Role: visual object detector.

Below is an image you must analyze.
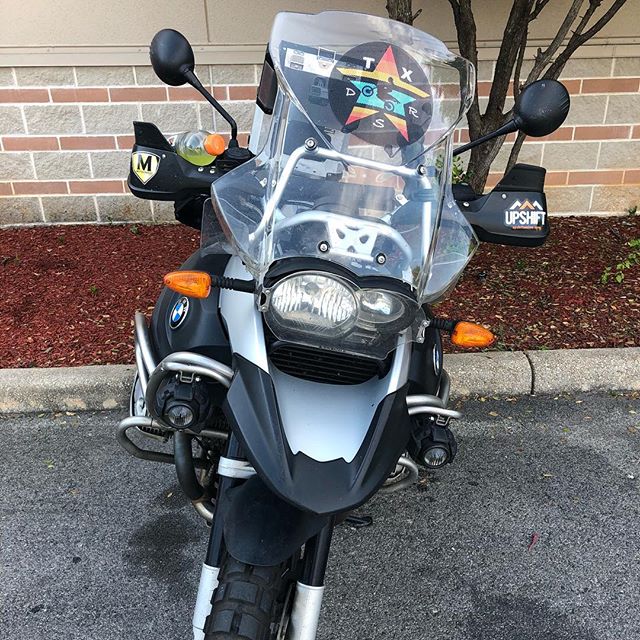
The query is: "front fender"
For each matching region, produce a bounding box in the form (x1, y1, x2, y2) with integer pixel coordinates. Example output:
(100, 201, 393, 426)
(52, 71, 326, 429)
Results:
(223, 475, 329, 566)
(222, 355, 412, 516)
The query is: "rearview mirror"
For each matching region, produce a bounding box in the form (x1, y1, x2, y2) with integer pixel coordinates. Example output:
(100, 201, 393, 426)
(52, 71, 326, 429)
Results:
(453, 79, 571, 157)
(150, 29, 194, 86)
(513, 79, 570, 137)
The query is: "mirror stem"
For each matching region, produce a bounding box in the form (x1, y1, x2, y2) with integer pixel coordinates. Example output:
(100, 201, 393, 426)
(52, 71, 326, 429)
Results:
(183, 68, 239, 146)
(453, 119, 518, 156)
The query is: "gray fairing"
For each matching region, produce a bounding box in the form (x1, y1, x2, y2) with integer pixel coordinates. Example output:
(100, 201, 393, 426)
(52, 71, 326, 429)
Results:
(219, 256, 414, 515)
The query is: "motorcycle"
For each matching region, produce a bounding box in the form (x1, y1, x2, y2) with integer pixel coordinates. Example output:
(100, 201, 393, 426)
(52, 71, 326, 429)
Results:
(117, 11, 569, 640)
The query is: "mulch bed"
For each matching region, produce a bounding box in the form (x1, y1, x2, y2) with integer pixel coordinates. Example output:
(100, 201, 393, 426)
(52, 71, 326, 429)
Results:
(1, 215, 639, 368)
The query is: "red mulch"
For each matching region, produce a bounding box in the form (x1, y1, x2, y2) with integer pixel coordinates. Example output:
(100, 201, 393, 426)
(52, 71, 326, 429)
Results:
(1, 216, 638, 368)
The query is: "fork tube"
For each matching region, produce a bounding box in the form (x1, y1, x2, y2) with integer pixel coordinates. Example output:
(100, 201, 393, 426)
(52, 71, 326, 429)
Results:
(205, 432, 243, 567)
(303, 517, 335, 586)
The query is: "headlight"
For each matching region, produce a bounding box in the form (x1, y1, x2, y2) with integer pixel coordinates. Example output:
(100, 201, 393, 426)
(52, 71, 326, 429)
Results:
(357, 290, 409, 325)
(263, 271, 425, 358)
(268, 272, 357, 336)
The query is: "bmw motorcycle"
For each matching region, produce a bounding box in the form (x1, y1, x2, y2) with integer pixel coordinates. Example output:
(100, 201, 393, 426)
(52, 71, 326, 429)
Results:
(117, 11, 569, 640)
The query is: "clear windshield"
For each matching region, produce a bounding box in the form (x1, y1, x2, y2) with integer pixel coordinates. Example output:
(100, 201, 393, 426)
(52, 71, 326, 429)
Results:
(207, 11, 478, 303)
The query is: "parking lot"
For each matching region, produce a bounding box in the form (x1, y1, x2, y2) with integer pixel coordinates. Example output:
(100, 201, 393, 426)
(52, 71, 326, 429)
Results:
(1, 391, 639, 640)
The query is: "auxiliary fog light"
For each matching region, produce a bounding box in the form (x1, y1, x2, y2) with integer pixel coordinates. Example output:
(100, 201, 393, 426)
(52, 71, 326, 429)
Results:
(410, 424, 457, 470)
(422, 446, 450, 469)
(165, 403, 195, 429)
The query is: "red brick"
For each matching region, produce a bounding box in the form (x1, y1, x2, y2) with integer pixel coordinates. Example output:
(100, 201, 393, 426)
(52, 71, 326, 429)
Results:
(117, 135, 135, 150)
(168, 86, 203, 101)
(632, 125, 640, 139)
(581, 77, 640, 93)
(477, 79, 581, 98)
(109, 87, 167, 102)
(168, 85, 227, 101)
(624, 169, 640, 184)
(51, 88, 109, 102)
(545, 171, 568, 186)
(485, 174, 501, 188)
(574, 125, 631, 140)
(60, 135, 117, 150)
(212, 86, 228, 101)
(560, 79, 581, 94)
(69, 180, 125, 194)
(12, 181, 68, 195)
(2, 136, 59, 151)
(0, 183, 13, 196)
(567, 170, 624, 185)
(536, 127, 573, 142)
(0, 88, 50, 103)
(228, 85, 257, 101)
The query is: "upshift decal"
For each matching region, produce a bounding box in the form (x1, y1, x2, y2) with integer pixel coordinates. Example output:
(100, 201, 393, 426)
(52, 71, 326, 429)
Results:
(504, 199, 547, 230)
(329, 42, 432, 147)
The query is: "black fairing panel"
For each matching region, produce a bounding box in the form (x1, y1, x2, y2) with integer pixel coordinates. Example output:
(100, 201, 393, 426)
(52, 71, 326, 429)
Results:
(150, 250, 232, 365)
(408, 322, 442, 396)
(128, 122, 218, 201)
(456, 164, 549, 247)
(223, 355, 412, 515)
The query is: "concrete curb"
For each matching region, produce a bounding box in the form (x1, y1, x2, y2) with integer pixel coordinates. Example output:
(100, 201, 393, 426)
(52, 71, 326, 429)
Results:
(0, 348, 638, 414)
(0, 364, 135, 414)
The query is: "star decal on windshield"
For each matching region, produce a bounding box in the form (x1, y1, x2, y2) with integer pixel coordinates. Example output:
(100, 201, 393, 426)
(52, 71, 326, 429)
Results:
(337, 45, 429, 141)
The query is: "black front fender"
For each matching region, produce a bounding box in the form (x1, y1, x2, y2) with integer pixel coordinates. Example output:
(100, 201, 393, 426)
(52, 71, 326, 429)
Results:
(223, 475, 329, 566)
(222, 355, 412, 516)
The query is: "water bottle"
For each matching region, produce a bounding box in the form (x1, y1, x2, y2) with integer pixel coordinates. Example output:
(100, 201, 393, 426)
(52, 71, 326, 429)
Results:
(172, 130, 226, 167)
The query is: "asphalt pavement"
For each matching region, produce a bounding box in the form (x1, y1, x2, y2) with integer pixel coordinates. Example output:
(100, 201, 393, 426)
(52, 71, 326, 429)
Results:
(1, 392, 639, 640)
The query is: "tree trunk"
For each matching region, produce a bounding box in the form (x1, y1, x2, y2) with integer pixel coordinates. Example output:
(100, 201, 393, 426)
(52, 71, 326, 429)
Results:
(386, 0, 416, 24)
(467, 138, 504, 194)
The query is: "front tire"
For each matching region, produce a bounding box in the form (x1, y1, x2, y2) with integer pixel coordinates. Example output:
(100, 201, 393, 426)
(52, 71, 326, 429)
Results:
(205, 555, 290, 640)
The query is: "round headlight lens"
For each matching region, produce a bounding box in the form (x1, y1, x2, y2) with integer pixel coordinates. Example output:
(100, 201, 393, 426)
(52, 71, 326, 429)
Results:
(269, 273, 357, 336)
(357, 290, 408, 324)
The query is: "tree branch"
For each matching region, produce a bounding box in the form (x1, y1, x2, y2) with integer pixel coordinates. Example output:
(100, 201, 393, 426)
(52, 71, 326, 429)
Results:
(486, 0, 534, 120)
(448, 0, 482, 134)
(530, 0, 551, 20)
(525, 0, 585, 84)
(512, 27, 529, 100)
(546, 0, 628, 78)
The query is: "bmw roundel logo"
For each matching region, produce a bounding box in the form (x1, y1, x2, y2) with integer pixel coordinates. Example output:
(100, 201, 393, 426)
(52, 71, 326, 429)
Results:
(432, 343, 441, 376)
(169, 296, 189, 330)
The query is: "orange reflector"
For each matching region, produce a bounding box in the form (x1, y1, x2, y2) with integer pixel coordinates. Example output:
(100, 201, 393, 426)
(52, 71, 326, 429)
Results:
(163, 270, 211, 299)
(451, 321, 495, 349)
(203, 133, 226, 157)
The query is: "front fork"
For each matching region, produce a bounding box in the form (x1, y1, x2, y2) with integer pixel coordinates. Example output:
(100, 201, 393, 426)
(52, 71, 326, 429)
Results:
(192, 431, 335, 640)
(192, 433, 243, 640)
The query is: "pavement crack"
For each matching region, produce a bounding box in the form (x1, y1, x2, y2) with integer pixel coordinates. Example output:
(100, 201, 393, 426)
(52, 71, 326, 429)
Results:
(523, 351, 535, 395)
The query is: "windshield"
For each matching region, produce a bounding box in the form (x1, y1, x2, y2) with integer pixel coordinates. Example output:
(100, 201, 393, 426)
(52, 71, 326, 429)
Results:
(207, 10, 478, 304)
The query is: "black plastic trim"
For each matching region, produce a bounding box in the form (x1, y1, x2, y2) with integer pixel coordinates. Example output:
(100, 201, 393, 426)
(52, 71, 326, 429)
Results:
(256, 47, 277, 115)
(263, 257, 416, 299)
(223, 355, 412, 515)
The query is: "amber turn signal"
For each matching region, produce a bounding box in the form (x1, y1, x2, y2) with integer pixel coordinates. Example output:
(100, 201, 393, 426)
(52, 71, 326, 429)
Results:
(163, 270, 211, 299)
(450, 321, 495, 349)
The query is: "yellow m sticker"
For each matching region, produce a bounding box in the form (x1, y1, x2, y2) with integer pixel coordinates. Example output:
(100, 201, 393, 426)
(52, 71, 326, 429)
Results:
(131, 152, 160, 185)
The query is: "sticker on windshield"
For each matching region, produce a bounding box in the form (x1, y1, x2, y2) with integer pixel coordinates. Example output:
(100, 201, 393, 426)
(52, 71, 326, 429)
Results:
(329, 42, 432, 147)
(504, 199, 547, 229)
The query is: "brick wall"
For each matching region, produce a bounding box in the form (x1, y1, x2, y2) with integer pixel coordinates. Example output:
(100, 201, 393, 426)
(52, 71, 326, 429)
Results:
(0, 57, 638, 226)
